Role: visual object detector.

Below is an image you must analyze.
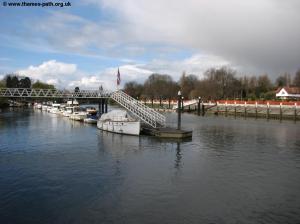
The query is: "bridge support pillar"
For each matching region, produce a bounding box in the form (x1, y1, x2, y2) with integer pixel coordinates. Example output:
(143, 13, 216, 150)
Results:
(104, 99, 108, 113)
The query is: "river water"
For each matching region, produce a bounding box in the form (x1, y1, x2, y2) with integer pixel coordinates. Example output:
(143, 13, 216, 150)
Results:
(0, 108, 300, 224)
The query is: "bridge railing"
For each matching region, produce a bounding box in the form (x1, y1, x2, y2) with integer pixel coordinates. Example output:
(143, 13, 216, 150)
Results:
(0, 88, 111, 98)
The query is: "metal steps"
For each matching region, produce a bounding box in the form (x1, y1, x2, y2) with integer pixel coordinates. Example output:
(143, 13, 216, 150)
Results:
(111, 90, 166, 128)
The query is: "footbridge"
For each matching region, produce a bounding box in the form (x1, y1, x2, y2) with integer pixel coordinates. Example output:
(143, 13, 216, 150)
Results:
(0, 88, 166, 128)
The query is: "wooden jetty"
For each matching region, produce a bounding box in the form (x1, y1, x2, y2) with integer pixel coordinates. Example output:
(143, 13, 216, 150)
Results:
(141, 126, 192, 139)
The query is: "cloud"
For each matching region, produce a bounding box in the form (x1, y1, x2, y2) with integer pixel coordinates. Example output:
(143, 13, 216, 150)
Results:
(17, 60, 78, 87)
(86, 0, 300, 76)
(14, 54, 230, 90)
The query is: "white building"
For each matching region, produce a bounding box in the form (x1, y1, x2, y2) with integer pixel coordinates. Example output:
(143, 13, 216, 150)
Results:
(276, 87, 300, 99)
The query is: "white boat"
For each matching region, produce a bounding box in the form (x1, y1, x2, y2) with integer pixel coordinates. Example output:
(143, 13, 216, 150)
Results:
(42, 105, 48, 111)
(84, 117, 98, 124)
(50, 103, 61, 114)
(63, 106, 78, 117)
(97, 110, 140, 135)
(34, 103, 42, 109)
(69, 107, 87, 121)
(70, 111, 87, 121)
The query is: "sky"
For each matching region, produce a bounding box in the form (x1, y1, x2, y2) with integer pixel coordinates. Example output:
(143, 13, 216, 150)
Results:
(0, 0, 299, 90)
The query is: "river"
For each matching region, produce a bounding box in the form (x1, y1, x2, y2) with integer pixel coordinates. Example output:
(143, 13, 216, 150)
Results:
(0, 108, 300, 224)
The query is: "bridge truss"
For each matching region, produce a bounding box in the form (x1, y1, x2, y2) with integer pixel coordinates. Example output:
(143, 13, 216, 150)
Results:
(0, 88, 111, 99)
(0, 88, 166, 128)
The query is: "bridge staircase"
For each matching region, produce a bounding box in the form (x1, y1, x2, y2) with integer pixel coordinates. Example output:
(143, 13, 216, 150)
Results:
(111, 90, 166, 128)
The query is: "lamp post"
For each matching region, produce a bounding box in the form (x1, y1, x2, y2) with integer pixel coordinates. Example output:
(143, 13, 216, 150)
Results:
(177, 91, 182, 130)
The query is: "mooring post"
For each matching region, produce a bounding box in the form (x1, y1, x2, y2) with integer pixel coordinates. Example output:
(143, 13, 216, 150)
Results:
(280, 102, 282, 121)
(225, 101, 228, 117)
(169, 98, 171, 109)
(151, 98, 154, 108)
(216, 101, 219, 115)
(197, 97, 201, 116)
(255, 102, 258, 119)
(244, 102, 247, 118)
(267, 102, 270, 120)
(159, 97, 162, 108)
(177, 91, 182, 130)
(234, 101, 237, 118)
(294, 103, 297, 122)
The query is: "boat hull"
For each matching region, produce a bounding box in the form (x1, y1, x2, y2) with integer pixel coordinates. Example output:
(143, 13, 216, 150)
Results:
(97, 120, 140, 135)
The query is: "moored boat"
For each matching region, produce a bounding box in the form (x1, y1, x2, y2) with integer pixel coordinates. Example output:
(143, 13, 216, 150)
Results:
(97, 110, 140, 135)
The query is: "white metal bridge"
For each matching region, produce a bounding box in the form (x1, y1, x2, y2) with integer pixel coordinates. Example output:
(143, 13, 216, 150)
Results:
(0, 88, 111, 98)
(0, 88, 166, 128)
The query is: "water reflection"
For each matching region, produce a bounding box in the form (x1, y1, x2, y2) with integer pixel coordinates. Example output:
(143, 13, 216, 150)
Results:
(174, 142, 182, 170)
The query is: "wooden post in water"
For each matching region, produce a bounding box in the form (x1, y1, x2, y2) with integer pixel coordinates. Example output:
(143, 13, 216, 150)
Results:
(216, 101, 219, 115)
(267, 102, 270, 120)
(280, 102, 282, 121)
(234, 101, 237, 118)
(294, 103, 297, 122)
(169, 98, 171, 109)
(151, 98, 154, 108)
(244, 102, 247, 118)
(225, 101, 228, 117)
(159, 97, 162, 108)
(255, 102, 258, 119)
(177, 91, 182, 130)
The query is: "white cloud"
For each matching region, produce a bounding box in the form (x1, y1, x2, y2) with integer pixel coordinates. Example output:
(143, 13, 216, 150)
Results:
(14, 54, 232, 90)
(17, 60, 78, 88)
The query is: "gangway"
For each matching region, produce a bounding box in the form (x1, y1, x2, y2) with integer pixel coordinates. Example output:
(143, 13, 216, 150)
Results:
(111, 90, 166, 128)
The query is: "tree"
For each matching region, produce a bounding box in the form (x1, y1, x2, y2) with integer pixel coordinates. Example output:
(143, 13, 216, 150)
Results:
(123, 81, 143, 98)
(19, 77, 31, 88)
(32, 81, 55, 89)
(294, 69, 300, 87)
(179, 72, 198, 98)
(276, 73, 291, 87)
(144, 74, 178, 99)
(256, 74, 273, 98)
(5, 74, 19, 88)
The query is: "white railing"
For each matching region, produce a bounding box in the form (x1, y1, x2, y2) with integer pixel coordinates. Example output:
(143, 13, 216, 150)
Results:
(0, 88, 111, 98)
(111, 90, 166, 128)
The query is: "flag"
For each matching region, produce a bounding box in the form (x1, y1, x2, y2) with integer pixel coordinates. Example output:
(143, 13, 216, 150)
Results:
(117, 68, 121, 86)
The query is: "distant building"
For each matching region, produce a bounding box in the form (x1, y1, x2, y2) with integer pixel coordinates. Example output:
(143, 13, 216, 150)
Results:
(276, 87, 300, 99)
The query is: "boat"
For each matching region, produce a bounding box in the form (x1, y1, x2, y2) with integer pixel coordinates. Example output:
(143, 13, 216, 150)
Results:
(86, 107, 97, 115)
(50, 103, 61, 114)
(69, 107, 87, 121)
(63, 106, 78, 117)
(42, 105, 48, 111)
(84, 114, 98, 124)
(97, 110, 140, 135)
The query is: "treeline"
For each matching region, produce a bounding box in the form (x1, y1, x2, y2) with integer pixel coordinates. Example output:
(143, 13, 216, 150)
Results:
(124, 67, 300, 100)
(1, 74, 55, 89)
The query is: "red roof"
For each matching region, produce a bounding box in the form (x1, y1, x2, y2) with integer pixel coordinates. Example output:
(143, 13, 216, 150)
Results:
(277, 87, 300, 94)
